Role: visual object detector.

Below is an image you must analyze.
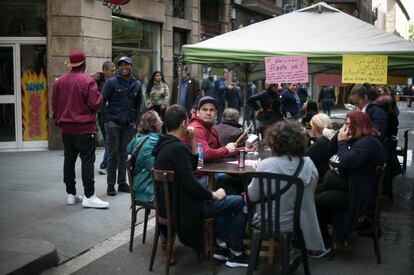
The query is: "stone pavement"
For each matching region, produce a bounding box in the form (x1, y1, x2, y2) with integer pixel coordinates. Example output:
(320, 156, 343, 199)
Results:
(1, 106, 413, 275)
(0, 149, 143, 274)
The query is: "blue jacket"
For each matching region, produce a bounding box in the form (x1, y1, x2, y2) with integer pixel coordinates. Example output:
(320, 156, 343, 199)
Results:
(102, 73, 142, 126)
(126, 132, 160, 202)
(365, 102, 388, 135)
(280, 89, 301, 119)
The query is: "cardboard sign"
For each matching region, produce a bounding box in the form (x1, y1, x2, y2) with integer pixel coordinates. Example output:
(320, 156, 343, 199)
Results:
(342, 55, 388, 84)
(265, 56, 308, 84)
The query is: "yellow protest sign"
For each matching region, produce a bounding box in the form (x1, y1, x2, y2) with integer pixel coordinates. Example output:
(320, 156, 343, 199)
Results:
(342, 55, 388, 84)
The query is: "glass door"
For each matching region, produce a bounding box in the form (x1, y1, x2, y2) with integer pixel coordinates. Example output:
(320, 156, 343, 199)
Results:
(0, 42, 47, 150)
(0, 45, 18, 148)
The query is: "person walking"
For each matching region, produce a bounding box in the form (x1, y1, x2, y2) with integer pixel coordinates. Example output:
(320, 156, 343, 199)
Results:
(92, 61, 116, 175)
(318, 86, 335, 116)
(200, 70, 215, 97)
(52, 50, 109, 208)
(102, 56, 143, 196)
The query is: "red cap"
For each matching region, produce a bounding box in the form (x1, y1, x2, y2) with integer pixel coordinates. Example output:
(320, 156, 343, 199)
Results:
(67, 50, 86, 68)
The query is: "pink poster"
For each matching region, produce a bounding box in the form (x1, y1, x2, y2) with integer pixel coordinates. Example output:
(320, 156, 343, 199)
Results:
(265, 56, 308, 84)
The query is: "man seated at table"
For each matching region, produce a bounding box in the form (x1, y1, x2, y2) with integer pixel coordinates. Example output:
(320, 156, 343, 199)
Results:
(152, 104, 249, 267)
(184, 96, 250, 194)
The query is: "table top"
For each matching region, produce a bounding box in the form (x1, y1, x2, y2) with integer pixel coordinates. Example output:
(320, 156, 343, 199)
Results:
(197, 158, 257, 174)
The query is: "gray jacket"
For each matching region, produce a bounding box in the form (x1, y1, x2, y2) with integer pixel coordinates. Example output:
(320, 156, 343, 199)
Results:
(247, 156, 325, 251)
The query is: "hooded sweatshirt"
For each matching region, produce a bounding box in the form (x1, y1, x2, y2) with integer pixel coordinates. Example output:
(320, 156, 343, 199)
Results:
(247, 156, 326, 251)
(152, 134, 213, 252)
(184, 114, 238, 163)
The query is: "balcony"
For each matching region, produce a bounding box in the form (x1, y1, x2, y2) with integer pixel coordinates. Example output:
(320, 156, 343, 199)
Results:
(240, 0, 282, 16)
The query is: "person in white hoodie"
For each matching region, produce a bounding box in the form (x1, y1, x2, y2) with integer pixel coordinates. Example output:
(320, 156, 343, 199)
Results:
(248, 120, 327, 257)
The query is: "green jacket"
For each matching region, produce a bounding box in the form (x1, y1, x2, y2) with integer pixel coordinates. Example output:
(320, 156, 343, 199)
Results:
(127, 132, 160, 202)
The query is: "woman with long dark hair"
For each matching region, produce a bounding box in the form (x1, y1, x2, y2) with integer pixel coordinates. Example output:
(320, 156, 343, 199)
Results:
(314, 111, 385, 256)
(146, 71, 169, 120)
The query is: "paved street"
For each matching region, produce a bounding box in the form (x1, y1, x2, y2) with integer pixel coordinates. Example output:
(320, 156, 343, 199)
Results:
(0, 106, 413, 275)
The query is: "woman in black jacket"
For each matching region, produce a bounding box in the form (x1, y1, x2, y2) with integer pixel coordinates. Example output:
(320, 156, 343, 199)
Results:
(247, 83, 283, 127)
(314, 111, 385, 254)
(305, 113, 336, 183)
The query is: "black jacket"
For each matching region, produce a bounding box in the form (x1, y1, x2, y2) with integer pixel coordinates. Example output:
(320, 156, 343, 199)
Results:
(365, 102, 388, 136)
(102, 73, 142, 126)
(247, 89, 283, 125)
(305, 136, 331, 182)
(334, 136, 385, 240)
(152, 135, 212, 252)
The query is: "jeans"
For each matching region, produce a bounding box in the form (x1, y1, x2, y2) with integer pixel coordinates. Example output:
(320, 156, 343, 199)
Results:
(199, 173, 243, 195)
(62, 133, 96, 197)
(315, 170, 348, 245)
(107, 126, 134, 185)
(97, 112, 108, 169)
(322, 99, 333, 116)
(202, 195, 246, 252)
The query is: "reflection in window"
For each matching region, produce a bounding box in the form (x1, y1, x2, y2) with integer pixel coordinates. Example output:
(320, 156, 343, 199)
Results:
(112, 16, 160, 88)
(0, 0, 46, 37)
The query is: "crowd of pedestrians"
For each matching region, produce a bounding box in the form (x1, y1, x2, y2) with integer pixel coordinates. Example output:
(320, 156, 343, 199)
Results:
(52, 51, 405, 268)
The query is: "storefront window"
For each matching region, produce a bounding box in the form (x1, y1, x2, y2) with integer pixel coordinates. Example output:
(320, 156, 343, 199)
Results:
(112, 16, 160, 87)
(0, 0, 46, 37)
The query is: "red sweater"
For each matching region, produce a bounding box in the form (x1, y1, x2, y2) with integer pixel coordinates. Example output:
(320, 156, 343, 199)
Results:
(183, 115, 237, 162)
(52, 70, 103, 135)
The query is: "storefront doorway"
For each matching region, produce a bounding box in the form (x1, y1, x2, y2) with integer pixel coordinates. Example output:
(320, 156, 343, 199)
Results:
(0, 39, 47, 150)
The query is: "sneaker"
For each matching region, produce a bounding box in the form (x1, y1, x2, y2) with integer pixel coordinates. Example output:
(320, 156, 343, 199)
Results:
(67, 194, 83, 205)
(107, 184, 116, 196)
(225, 252, 249, 268)
(98, 169, 107, 175)
(82, 194, 109, 209)
(118, 183, 130, 193)
(308, 247, 331, 259)
(213, 246, 230, 261)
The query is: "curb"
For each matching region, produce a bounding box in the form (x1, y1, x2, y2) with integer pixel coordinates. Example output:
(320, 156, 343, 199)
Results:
(1, 239, 58, 275)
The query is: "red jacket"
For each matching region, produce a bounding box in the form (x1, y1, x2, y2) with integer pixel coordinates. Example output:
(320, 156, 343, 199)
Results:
(183, 114, 237, 163)
(52, 69, 103, 135)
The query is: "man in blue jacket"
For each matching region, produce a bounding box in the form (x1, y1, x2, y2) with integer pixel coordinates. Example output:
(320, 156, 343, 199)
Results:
(102, 56, 142, 196)
(280, 83, 301, 119)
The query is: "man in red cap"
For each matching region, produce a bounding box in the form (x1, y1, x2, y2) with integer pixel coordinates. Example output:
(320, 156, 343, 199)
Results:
(52, 50, 109, 209)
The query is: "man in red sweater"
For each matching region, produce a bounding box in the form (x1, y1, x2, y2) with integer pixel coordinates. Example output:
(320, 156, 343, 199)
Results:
(185, 96, 252, 194)
(52, 50, 109, 209)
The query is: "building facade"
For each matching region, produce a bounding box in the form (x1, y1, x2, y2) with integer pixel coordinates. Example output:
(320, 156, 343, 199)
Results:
(0, 0, 201, 150)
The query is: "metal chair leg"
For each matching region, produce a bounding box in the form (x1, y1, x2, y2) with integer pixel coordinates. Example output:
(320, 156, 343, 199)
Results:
(279, 235, 290, 275)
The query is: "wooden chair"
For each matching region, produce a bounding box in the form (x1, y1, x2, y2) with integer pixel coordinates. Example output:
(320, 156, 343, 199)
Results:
(244, 172, 310, 275)
(149, 169, 215, 275)
(396, 128, 409, 175)
(329, 165, 386, 264)
(126, 158, 156, 252)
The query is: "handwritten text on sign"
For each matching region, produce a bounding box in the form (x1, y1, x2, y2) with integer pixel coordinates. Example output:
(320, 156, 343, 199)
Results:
(342, 55, 388, 84)
(265, 56, 308, 84)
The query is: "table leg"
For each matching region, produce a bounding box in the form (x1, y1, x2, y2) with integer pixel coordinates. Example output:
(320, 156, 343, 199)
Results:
(207, 173, 214, 190)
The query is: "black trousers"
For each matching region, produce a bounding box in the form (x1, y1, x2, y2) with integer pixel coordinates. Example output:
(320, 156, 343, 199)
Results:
(315, 170, 349, 245)
(107, 126, 134, 186)
(62, 133, 96, 197)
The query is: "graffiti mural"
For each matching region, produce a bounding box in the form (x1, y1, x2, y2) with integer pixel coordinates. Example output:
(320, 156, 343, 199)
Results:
(21, 69, 48, 141)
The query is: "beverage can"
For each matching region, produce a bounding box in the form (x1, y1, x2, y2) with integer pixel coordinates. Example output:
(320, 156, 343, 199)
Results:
(238, 150, 245, 168)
